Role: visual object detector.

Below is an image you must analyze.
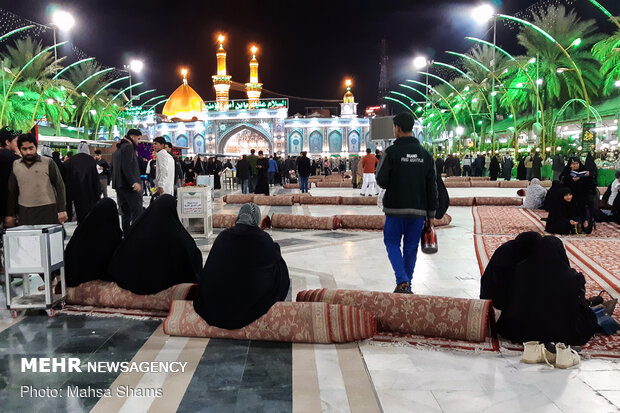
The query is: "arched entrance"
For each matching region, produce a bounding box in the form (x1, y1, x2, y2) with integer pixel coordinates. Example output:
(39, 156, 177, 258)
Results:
(218, 125, 272, 155)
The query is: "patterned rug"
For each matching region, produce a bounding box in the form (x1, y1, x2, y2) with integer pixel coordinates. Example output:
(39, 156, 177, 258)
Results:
(472, 205, 620, 358)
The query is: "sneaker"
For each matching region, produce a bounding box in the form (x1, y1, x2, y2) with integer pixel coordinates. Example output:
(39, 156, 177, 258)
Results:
(555, 343, 580, 369)
(521, 341, 555, 366)
(393, 282, 412, 294)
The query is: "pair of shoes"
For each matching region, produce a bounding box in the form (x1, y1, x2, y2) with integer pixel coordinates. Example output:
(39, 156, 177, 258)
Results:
(521, 341, 580, 369)
(360, 193, 365, 196)
(393, 282, 412, 294)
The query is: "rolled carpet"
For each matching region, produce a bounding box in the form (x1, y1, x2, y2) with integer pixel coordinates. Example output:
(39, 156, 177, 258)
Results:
(444, 181, 471, 188)
(213, 214, 271, 229)
(254, 195, 294, 206)
(475, 196, 523, 206)
(271, 213, 340, 230)
(66, 280, 195, 311)
(339, 181, 353, 188)
(470, 181, 500, 188)
(469, 176, 491, 181)
(223, 194, 256, 204)
(499, 180, 528, 188)
(444, 176, 470, 182)
(299, 195, 342, 205)
(337, 215, 385, 230)
(296, 289, 492, 342)
(434, 213, 452, 226)
(283, 183, 300, 189)
(449, 197, 475, 206)
(212, 214, 237, 228)
(163, 300, 376, 343)
(340, 196, 378, 205)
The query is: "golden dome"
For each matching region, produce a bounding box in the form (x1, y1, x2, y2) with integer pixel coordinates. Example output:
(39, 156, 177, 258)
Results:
(343, 90, 355, 103)
(162, 81, 204, 120)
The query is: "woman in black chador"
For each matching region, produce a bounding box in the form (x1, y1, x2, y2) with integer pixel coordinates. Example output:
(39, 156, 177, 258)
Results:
(516, 156, 527, 181)
(254, 150, 269, 195)
(194, 203, 290, 329)
(480, 231, 542, 310)
(496, 236, 597, 346)
(545, 187, 581, 234)
(489, 155, 500, 181)
(107, 195, 202, 294)
(65, 198, 123, 287)
(559, 157, 596, 232)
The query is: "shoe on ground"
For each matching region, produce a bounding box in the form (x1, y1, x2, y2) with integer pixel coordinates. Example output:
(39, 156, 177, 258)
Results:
(360, 193, 365, 196)
(555, 343, 580, 369)
(521, 341, 556, 366)
(393, 282, 412, 294)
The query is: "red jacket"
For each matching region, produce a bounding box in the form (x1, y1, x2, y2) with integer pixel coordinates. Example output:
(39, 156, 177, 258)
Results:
(361, 154, 378, 173)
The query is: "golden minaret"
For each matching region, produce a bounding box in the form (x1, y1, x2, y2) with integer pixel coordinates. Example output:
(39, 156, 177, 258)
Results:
(212, 34, 232, 111)
(245, 45, 263, 109)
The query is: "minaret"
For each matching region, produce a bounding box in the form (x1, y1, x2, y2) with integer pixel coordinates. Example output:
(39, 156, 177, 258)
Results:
(340, 79, 358, 118)
(212, 34, 232, 111)
(245, 45, 263, 109)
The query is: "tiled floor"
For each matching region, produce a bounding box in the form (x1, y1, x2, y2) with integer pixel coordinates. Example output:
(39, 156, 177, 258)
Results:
(0, 183, 619, 412)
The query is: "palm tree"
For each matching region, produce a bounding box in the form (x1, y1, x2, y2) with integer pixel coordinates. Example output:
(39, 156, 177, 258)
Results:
(592, 17, 620, 96)
(516, 5, 602, 107)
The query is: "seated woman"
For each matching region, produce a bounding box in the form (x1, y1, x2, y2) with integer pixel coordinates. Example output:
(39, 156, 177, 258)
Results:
(545, 188, 583, 235)
(523, 178, 546, 209)
(65, 198, 123, 287)
(560, 157, 596, 232)
(496, 236, 597, 346)
(107, 194, 202, 294)
(194, 203, 290, 329)
(480, 231, 542, 310)
(542, 181, 562, 212)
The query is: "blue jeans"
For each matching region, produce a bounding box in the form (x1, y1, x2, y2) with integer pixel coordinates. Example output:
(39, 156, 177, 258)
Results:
(383, 216, 425, 285)
(299, 176, 309, 193)
(268, 172, 275, 185)
(240, 179, 249, 194)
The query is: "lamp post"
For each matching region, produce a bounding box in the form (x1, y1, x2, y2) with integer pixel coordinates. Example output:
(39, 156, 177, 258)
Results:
(122, 59, 144, 104)
(49, 11, 75, 62)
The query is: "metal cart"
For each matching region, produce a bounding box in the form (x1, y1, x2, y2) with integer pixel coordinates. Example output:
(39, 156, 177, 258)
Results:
(3, 224, 66, 317)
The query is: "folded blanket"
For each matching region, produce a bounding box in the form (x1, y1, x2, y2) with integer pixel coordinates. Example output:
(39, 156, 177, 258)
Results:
(296, 289, 492, 342)
(163, 300, 376, 343)
(66, 281, 195, 311)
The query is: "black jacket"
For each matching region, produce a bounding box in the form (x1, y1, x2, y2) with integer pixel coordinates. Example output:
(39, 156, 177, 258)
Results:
(236, 158, 251, 180)
(111, 139, 140, 190)
(297, 156, 311, 177)
(0, 148, 20, 217)
(376, 137, 438, 218)
(96, 158, 111, 179)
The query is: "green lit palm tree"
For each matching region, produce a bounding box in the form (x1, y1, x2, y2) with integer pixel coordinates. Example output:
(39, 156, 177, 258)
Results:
(592, 16, 620, 96)
(516, 5, 602, 106)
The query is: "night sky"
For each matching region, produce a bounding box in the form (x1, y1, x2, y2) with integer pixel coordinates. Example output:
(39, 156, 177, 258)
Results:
(0, 0, 618, 113)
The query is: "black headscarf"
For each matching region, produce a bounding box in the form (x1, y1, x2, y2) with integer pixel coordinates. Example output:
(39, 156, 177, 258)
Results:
(543, 180, 563, 212)
(193, 206, 290, 329)
(107, 194, 202, 294)
(584, 152, 597, 179)
(480, 231, 542, 310)
(64, 152, 101, 222)
(497, 236, 597, 345)
(65, 198, 122, 287)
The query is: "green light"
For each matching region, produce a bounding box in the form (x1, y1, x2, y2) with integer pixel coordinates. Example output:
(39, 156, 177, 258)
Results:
(384, 96, 415, 114)
(53, 57, 95, 80)
(464, 86, 470, 92)
(137, 95, 166, 110)
(430, 113, 435, 118)
(509, 114, 514, 119)
(446, 51, 490, 73)
(0, 25, 35, 43)
(76, 68, 114, 89)
(587, 0, 613, 19)
(465, 37, 516, 62)
(478, 120, 483, 125)
(416, 107, 422, 112)
(498, 14, 556, 43)
(426, 103, 431, 107)
(571, 38, 582, 48)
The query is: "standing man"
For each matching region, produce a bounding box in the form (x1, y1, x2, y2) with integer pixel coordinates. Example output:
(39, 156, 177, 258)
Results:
(360, 148, 379, 196)
(0, 127, 20, 224)
(152, 136, 175, 196)
(502, 152, 514, 181)
(5, 133, 67, 227)
(376, 112, 437, 294)
(111, 129, 143, 235)
(297, 151, 311, 193)
(524, 152, 533, 181)
(268, 155, 278, 186)
(94, 150, 110, 197)
(63, 141, 101, 223)
(350, 155, 360, 188)
(246, 148, 258, 193)
(236, 154, 251, 194)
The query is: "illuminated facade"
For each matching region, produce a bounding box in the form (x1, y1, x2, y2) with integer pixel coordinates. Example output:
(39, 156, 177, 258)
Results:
(143, 37, 370, 156)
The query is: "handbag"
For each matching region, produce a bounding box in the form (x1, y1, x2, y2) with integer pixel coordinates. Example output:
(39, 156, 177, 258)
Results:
(421, 218, 438, 254)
